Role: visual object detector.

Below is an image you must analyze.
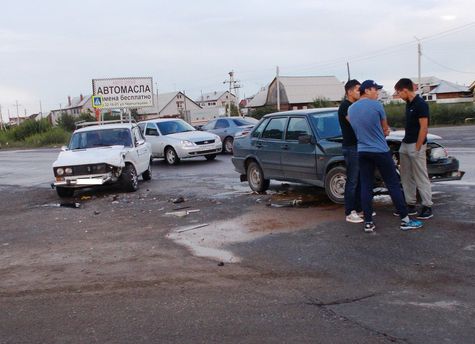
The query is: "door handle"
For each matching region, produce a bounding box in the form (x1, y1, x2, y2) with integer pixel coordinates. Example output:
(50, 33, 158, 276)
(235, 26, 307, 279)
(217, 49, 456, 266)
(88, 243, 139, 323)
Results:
(256, 143, 263, 148)
(281, 144, 289, 150)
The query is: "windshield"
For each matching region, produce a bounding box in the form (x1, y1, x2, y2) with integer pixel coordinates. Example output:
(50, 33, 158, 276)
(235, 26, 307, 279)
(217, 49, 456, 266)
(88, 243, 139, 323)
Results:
(309, 111, 342, 139)
(232, 118, 253, 126)
(157, 120, 195, 135)
(69, 128, 132, 149)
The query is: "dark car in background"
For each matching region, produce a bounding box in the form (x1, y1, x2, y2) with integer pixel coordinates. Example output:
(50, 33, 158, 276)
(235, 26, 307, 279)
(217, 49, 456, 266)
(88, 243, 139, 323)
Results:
(200, 117, 256, 154)
(232, 109, 464, 204)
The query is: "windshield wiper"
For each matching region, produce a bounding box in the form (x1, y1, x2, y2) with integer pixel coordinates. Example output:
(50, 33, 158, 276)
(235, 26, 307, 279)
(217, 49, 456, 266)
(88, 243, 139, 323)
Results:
(325, 135, 343, 141)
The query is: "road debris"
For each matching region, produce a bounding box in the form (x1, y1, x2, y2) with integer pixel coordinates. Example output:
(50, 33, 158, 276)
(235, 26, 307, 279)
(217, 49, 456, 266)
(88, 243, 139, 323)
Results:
(176, 223, 209, 233)
(41, 202, 81, 209)
(80, 196, 92, 200)
(169, 196, 185, 204)
(217, 262, 224, 267)
(165, 209, 201, 217)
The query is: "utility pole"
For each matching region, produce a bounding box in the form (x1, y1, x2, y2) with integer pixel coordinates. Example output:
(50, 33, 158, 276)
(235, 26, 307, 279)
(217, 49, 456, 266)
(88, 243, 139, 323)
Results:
(223, 71, 241, 116)
(39, 100, 43, 119)
(276, 66, 281, 112)
(155, 82, 159, 116)
(346, 62, 351, 81)
(416, 37, 422, 95)
(0, 104, 4, 130)
(15, 100, 21, 125)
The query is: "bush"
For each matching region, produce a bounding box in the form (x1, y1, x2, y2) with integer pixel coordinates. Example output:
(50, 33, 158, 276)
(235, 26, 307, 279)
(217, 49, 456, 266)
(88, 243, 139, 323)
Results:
(249, 106, 276, 120)
(384, 101, 475, 128)
(24, 128, 71, 147)
(9, 118, 52, 141)
(310, 97, 338, 108)
(56, 113, 77, 132)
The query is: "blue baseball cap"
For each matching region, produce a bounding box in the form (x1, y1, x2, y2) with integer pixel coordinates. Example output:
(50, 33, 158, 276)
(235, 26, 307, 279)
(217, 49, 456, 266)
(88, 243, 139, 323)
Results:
(360, 80, 383, 93)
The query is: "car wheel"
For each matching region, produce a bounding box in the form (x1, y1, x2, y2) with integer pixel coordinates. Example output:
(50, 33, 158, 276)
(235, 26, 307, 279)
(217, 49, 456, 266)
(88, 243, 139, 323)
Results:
(247, 161, 270, 193)
(224, 137, 234, 154)
(121, 164, 139, 192)
(324, 165, 346, 204)
(165, 147, 180, 165)
(56, 187, 74, 198)
(205, 154, 216, 161)
(142, 160, 152, 181)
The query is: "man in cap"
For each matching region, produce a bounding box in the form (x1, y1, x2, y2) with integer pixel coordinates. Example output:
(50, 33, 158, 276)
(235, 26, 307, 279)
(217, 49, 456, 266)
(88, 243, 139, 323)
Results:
(348, 80, 423, 233)
(338, 79, 363, 223)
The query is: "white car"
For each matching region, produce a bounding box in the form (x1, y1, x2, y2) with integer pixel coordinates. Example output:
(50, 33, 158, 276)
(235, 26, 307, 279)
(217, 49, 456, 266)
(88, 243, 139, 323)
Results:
(138, 118, 222, 165)
(52, 122, 152, 198)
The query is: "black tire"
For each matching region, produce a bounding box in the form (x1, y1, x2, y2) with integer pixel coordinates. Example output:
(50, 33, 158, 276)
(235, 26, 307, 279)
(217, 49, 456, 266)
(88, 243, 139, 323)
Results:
(165, 147, 180, 165)
(205, 154, 217, 161)
(324, 165, 346, 204)
(56, 187, 74, 198)
(142, 160, 152, 181)
(121, 164, 139, 192)
(247, 161, 270, 193)
(223, 136, 234, 154)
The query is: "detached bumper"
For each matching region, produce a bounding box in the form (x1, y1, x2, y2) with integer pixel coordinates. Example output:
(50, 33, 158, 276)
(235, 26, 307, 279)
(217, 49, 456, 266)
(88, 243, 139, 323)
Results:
(428, 157, 465, 182)
(53, 173, 113, 188)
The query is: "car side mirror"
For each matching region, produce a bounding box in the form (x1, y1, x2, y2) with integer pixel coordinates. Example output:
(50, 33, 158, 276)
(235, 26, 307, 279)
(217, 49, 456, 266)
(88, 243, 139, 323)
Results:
(136, 139, 145, 146)
(61, 145, 68, 151)
(298, 134, 313, 144)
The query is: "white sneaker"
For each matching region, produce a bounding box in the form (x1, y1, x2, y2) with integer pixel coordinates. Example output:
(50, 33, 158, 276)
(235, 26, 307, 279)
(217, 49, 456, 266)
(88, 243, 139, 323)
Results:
(358, 211, 376, 218)
(346, 211, 364, 223)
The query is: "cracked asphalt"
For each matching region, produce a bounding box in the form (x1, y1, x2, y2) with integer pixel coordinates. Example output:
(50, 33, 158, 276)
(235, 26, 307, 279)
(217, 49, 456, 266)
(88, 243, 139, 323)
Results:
(0, 126, 474, 344)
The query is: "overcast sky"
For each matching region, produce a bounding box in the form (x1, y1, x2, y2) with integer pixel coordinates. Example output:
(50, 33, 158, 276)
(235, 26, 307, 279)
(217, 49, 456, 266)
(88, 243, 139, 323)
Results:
(1, 0, 474, 122)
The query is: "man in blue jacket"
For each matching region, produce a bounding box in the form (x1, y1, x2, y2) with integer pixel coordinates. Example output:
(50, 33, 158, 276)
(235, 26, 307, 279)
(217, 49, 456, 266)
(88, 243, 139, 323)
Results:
(348, 80, 423, 233)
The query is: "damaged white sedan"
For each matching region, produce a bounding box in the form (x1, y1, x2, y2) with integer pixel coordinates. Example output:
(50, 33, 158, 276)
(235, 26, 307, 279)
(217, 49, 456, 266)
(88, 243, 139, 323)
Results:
(52, 122, 152, 198)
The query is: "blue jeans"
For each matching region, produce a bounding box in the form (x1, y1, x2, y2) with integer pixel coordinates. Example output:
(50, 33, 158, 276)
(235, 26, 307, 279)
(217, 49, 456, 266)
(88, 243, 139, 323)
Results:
(342, 145, 361, 215)
(359, 151, 408, 222)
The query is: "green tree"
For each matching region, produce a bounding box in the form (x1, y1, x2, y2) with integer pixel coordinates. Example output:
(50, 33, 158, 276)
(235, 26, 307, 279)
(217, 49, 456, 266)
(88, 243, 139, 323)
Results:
(249, 106, 276, 120)
(56, 113, 76, 132)
(310, 97, 337, 108)
(230, 103, 240, 116)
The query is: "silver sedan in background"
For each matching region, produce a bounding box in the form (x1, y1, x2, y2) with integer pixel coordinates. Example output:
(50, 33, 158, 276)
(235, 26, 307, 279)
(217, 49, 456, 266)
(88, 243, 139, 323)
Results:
(199, 117, 256, 154)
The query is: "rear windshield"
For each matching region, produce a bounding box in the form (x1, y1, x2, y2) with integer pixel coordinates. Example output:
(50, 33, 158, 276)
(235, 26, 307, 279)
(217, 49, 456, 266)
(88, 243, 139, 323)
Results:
(309, 111, 342, 139)
(232, 118, 253, 126)
(69, 128, 132, 149)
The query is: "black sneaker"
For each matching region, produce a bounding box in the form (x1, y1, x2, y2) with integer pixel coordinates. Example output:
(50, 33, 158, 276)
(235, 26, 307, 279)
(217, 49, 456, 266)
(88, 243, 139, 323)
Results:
(393, 205, 417, 217)
(364, 222, 376, 233)
(417, 206, 433, 220)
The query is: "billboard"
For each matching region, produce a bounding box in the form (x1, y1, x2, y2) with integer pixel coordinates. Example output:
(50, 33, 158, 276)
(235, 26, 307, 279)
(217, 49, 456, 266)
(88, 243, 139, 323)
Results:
(92, 77, 154, 109)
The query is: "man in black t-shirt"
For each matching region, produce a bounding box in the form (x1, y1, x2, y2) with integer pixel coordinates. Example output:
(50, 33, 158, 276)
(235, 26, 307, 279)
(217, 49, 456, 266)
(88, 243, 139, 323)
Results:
(394, 78, 433, 219)
(338, 79, 362, 223)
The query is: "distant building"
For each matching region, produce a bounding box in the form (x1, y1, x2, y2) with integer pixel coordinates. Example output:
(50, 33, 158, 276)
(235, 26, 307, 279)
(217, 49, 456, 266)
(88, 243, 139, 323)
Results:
(137, 91, 202, 122)
(246, 76, 345, 111)
(50, 94, 93, 124)
(196, 91, 237, 108)
(392, 77, 473, 103)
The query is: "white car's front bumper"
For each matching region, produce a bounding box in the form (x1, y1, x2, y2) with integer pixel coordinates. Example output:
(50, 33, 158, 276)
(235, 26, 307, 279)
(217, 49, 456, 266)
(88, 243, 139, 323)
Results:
(53, 173, 113, 188)
(175, 143, 222, 158)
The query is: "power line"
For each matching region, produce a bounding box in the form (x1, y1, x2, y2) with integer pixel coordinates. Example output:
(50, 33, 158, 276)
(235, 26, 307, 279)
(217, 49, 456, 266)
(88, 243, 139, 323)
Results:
(423, 54, 475, 74)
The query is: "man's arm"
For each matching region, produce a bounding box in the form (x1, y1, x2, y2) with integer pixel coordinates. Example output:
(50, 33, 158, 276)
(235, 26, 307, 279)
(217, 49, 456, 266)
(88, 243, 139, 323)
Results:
(381, 119, 390, 136)
(416, 117, 428, 151)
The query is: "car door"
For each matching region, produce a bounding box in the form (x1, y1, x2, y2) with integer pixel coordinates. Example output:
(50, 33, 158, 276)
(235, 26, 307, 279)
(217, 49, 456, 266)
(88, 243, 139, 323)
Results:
(201, 120, 217, 134)
(281, 116, 317, 181)
(213, 119, 231, 141)
(132, 126, 150, 173)
(255, 117, 288, 179)
(143, 122, 162, 157)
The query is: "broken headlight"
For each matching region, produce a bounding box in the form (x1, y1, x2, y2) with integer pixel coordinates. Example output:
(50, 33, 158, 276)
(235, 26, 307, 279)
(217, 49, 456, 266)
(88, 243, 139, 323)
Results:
(430, 147, 448, 161)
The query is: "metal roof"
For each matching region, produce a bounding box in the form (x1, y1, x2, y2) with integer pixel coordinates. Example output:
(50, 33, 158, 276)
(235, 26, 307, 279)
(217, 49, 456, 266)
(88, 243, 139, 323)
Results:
(278, 76, 344, 103)
(196, 91, 234, 102)
(246, 87, 268, 108)
(429, 80, 471, 94)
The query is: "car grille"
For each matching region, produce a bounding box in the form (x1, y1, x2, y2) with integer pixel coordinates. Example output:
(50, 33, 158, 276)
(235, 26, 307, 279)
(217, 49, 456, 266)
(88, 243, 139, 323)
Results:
(72, 164, 108, 176)
(195, 139, 215, 145)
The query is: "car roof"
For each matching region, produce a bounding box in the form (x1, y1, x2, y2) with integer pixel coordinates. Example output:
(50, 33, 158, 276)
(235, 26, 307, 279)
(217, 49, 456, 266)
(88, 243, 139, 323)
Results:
(139, 118, 185, 123)
(74, 123, 136, 133)
(262, 107, 338, 118)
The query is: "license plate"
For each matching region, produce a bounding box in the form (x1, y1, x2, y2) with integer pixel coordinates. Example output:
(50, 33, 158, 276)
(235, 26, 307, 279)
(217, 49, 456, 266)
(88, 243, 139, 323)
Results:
(76, 178, 103, 185)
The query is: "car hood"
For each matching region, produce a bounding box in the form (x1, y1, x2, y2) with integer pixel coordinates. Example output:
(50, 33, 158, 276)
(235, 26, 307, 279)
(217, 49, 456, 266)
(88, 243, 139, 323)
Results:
(53, 146, 127, 167)
(166, 131, 219, 142)
(387, 130, 441, 142)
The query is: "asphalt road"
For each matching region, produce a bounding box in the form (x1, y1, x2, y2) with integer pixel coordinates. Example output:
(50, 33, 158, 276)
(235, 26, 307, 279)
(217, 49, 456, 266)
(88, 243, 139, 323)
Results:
(0, 126, 474, 344)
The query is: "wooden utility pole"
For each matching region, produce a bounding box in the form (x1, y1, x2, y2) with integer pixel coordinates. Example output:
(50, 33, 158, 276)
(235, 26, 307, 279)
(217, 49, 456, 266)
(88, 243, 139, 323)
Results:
(15, 100, 21, 125)
(276, 66, 280, 111)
